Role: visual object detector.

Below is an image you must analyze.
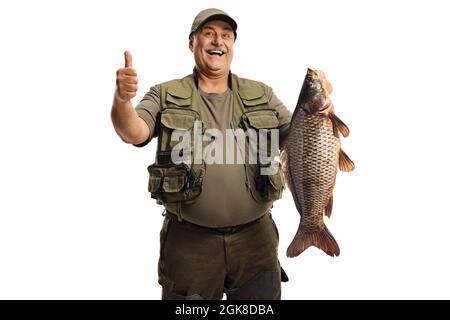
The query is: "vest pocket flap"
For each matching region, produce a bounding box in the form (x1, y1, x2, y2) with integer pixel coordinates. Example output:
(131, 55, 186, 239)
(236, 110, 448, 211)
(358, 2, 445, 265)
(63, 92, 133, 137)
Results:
(161, 111, 196, 130)
(239, 85, 268, 107)
(148, 175, 162, 193)
(162, 175, 186, 192)
(241, 94, 269, 107)
(167, 87, 191, 98)
(268, 173, 284, 191)
(166, 87, 192, 106)
(147, 163, 189, 193)
(238, 84, 265, 100)
(246, 110, 279, 129)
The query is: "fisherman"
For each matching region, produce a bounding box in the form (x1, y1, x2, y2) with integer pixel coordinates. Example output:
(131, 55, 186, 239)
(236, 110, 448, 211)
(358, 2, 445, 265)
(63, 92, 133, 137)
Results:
(111, 8, 293, 300)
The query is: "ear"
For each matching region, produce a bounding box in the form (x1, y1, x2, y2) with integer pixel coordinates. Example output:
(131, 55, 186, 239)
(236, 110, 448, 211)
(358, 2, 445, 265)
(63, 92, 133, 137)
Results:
(189, 37, 194, 52)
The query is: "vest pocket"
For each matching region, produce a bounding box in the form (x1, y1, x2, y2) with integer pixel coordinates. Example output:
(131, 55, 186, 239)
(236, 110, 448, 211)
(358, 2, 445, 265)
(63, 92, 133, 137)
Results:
(166, 87, 192, 106)
(147, 163, 200, 204)
(239, 88, 269, 107)
(159, 108, 199, 152)
(240, 109, 283, 202)
(148, 175, 162, 193)
(243, 110, 279, 129)
(241, 109, 280, 156)
(162, 175, 186, 193)
(254, 169, 285, 202)
(267, 172, 285, 200)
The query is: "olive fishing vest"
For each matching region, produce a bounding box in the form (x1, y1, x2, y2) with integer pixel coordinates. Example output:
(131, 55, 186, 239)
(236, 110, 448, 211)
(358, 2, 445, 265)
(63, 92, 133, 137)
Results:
(147, 73, 285, 209)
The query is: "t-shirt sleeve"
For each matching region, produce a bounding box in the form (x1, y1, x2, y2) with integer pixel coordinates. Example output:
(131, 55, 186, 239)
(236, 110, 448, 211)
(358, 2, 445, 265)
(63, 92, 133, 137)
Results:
(134, 85, 162, 147)
(267, 87, 292, 149)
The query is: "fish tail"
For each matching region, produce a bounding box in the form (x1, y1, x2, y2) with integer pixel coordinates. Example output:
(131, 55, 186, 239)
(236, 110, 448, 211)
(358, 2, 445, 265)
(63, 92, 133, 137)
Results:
(287, 224, 340, 257)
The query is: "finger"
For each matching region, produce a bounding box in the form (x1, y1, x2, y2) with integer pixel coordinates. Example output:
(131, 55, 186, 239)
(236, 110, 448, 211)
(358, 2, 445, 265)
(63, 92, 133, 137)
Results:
(325, 80, 333, 94)
(121, 75, 138, 84)
(318, 102, 333, 115)
(329, 102, 335, 113)
(117, 67, 137, 79)
(124, 68, 137, 76)
(124, 50, 133, 68)
(123, 84, 138, 92)
(116, 67, 127, 77)
(117, 73, 138, 84)
(118, 82, 138, 93)
(317, 70, 333, 94)
(123, 91, 137, 99)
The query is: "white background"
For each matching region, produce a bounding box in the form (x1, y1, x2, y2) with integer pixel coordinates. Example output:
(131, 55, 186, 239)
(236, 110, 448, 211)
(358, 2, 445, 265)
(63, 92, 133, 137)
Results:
(1, 0, 449, 299)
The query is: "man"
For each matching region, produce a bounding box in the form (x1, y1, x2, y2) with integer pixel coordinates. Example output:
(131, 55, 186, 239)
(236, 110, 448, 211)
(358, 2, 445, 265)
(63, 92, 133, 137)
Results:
(111, 8, 292, 300)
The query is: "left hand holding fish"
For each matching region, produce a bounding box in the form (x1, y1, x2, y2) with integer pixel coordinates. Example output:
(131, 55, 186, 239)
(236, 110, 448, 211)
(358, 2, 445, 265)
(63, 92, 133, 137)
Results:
(318, 102, 335, 116)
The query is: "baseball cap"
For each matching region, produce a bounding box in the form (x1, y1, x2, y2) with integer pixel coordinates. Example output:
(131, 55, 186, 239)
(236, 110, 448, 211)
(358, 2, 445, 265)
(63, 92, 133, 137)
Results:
(189, 8, 238, 40)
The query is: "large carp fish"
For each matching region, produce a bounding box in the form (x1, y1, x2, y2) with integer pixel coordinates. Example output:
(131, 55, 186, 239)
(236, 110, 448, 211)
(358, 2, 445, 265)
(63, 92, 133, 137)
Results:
(282, 68, 354, 258)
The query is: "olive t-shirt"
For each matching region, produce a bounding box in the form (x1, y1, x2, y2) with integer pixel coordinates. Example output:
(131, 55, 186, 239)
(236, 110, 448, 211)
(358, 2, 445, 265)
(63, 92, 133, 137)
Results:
(135, 83, 292, 227)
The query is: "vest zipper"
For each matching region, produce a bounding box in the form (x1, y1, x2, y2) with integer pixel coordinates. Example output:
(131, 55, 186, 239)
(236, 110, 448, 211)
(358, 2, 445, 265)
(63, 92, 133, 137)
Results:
(230, 121, 251, 191)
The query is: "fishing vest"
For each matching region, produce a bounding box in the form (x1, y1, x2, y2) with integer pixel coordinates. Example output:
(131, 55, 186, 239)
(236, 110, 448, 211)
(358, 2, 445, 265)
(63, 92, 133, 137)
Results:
(147, 73, 285, 208)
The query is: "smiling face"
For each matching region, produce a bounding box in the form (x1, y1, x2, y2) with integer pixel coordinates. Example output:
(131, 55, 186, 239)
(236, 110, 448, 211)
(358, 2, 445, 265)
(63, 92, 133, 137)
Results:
(189, 20, 235, 78)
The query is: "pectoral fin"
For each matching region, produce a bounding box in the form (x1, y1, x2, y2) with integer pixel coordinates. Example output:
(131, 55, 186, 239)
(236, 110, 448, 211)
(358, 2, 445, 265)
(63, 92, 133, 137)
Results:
(329, 113, 350, 138)
(339, 148, 355, 172)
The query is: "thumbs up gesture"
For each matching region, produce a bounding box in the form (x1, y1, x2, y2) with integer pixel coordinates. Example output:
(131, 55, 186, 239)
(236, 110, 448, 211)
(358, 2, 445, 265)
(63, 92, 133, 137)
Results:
(116, 51, 138, 102)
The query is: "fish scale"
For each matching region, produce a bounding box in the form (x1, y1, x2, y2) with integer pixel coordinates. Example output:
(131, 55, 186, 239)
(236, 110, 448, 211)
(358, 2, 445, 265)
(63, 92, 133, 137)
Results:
(289, 110, 339, 231)
(284, 68, 354, 258)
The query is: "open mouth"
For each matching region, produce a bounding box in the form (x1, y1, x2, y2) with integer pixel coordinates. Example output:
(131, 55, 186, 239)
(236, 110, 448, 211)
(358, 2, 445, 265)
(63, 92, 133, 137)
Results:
(207, 49, 226, 56)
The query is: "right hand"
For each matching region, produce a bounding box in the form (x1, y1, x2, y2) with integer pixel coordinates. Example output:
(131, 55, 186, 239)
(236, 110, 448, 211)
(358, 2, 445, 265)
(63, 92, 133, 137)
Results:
(116, 51, 138, 102)
(315, 69, 333, 94)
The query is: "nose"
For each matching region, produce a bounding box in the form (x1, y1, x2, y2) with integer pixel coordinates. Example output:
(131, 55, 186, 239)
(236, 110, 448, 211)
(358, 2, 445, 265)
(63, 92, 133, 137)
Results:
(211, 34, 222, 46)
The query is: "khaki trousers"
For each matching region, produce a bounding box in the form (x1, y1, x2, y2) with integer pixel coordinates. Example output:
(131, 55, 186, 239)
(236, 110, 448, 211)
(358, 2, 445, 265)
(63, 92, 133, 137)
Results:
(158, 212, 284, 300)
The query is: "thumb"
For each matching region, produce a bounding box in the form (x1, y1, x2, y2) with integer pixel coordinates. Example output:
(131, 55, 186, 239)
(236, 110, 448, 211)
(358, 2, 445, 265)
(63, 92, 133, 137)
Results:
(124, 50, 132, 68)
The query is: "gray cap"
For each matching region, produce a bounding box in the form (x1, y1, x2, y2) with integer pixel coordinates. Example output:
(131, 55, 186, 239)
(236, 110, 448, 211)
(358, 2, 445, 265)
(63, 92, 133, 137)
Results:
(189, 8, 238, 40)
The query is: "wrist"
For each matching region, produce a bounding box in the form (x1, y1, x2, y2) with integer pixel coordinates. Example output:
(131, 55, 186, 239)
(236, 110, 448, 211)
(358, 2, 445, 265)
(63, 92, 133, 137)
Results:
(114, 89, 129, 104)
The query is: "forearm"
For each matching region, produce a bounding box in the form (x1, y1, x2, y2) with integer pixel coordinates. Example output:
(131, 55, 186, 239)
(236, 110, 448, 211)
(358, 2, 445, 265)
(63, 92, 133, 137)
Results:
(111, 91, 149, 144)
(279, 123, 290, 150)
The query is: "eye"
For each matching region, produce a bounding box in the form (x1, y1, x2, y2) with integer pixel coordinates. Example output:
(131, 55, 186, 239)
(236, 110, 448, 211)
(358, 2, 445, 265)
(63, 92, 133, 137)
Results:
(222, 33, 232, 40)
(204, 30, 214, 37)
